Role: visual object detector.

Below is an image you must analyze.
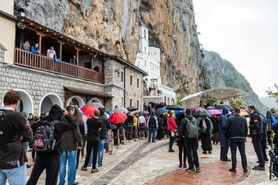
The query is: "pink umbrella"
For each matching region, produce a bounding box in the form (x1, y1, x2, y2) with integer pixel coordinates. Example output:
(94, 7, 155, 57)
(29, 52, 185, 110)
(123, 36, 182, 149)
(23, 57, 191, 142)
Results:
(191, 106, 204, 111)
(208, 109, 222, 116)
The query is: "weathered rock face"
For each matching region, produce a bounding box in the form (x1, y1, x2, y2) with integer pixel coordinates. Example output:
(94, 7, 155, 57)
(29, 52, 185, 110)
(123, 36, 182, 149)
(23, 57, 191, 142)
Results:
(200, 50, 264, 110)
(15, 0, 201, 95)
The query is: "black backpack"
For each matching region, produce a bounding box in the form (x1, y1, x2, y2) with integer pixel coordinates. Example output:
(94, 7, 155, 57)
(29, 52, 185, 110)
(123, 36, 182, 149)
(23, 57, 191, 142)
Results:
(33, 120, 57, 152)
(148, 116, 157, 128)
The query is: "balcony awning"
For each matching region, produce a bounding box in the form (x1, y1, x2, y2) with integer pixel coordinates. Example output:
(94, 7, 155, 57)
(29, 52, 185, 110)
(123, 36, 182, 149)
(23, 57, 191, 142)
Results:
(180, 87, 248, 102)
(64, 86, 113, 99)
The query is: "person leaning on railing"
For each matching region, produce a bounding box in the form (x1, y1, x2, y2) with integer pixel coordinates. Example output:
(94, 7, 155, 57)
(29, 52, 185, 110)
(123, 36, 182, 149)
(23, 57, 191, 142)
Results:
(31, 43, 40, 54)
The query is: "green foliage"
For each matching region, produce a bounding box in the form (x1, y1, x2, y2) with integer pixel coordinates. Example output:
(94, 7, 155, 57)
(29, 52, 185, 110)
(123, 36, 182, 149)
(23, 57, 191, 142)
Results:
(230, 98, 245, 109)
(266, 84, 278, 104)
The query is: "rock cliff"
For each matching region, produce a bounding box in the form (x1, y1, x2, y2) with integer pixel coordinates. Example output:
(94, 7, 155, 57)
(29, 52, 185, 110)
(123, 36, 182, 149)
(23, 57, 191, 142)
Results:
(200, 50, 264, 110)
(15, 0, 201, 95)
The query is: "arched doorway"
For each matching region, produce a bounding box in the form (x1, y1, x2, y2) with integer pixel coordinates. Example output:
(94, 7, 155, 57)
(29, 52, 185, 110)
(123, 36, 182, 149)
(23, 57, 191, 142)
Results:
(66, 96, 85, 108)
(88, 97, 102, 104)
(171, 98, 175, 105)
(39, 93, 63, 115)
(13, 89, 34, 115)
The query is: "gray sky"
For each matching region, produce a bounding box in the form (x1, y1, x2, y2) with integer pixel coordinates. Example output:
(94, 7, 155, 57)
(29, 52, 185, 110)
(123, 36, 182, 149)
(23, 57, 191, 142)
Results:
(193, 0, 278, 98)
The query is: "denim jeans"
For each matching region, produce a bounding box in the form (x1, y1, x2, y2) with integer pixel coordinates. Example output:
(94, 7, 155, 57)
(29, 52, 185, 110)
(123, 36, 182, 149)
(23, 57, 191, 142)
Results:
(98, 139, 106, 166)
(59, 150, 77, 185)
(0, 164, 27, 185)
(230, 138, 247, 170)
(148, 128, 156, 143)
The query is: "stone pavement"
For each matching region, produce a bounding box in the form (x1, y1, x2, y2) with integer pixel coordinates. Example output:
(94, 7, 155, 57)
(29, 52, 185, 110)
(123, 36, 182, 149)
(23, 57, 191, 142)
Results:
(26, 138, 278, 185)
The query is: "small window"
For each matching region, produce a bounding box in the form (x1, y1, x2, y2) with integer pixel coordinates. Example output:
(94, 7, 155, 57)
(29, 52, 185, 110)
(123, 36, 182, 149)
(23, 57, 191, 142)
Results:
(130, 99, 132, 107)
(137, 78, 140, 88)
(130, 75, 133, 85)
(121, 71, 124, 82)
(137, 100, 139, 109)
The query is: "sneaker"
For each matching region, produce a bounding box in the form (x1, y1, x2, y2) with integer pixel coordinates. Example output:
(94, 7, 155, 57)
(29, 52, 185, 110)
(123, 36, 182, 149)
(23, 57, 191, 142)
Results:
(81, 166, 87, 171)
(243, 169, 248, 173)
(178, 164, 182, 168)
(208, 151, 212, 154)
(202, 151, 207, 154)
(186, 168, 195, 173)
(183, 164, 187, 168)
(98, 164, 103, 167)
(229, 168, 236, 173)
(196, 167, 201, 173)
(252, 166, 265, 171)
(73, 182, 79, 185)
(91, 168, 99, 173)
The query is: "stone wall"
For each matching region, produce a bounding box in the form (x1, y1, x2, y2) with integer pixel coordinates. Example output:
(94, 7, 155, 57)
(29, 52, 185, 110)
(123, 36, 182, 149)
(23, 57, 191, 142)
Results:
(0, 63, 105, 115)
(125, 68, 144, 110)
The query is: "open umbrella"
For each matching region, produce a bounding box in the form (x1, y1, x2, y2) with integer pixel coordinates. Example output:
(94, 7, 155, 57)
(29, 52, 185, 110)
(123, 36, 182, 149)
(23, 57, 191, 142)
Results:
(208, 109, 222, 116)
(206, 106, 215, 110)
(215, 104, 233, 111)
(109, 112, 127, 124)
(166, 105, 184, 110)
(87, 102, 105, 108)
(175, 109, 185, 116)
(80, 105, 98, 117)
(155, 107, 167, 115)
(191, 106, 204, 112)
(113, 107, 129, 114)
(193, 109, 211, 117)
(127, 107, 138, 112)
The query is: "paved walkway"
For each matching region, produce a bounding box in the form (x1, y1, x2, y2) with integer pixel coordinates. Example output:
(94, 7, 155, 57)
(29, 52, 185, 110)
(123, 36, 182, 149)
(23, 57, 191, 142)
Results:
(26, 138, 278, 185)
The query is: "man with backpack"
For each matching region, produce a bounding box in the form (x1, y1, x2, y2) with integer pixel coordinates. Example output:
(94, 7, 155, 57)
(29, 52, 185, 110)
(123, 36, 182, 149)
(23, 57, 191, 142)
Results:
(59, 106, 82, 185)
(0, 90, 33, 185)
(147, 112, 158, 143)
(27, 104, 77, 185)
(178, 109, 200, 173)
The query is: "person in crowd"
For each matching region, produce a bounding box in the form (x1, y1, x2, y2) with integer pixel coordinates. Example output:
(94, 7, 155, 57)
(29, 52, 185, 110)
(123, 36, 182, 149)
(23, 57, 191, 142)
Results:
(147, 112, 158, 143)
(226, 108, 248, 173)
(138, 113, 146, 139)
(70, 55, 78, 65)
(266, 111, 273, 146)
(23, 40, 30, 51)
(47, 46, 57, 59)
(31, 116, 41, 162)
(93, 65, 100, 72)
(199, 116, 213, 154)
(211, 115, 219, 145)
(124, 112, 134, 141)
(0, 90, 33, 185)
(31, 43, 40, 54)
(178, 109, 200, 173)
(111, 123, 119, 145)
(74, 107, 85, 171)
(259, 114, 269, 162)
(98, 108, 111, 167)
(156, 114, 164, 140)
(218, 108, 230, 161)
(248, 105, 265, 170)
(59, 106, 82, 185)
(270, 109, 278, 147)
(176, 113, 186, 168)
(27, 105, 77, 185)
(167, 111, 177, 152)
(21, 112, 32, 168)
(27, 113, 35, 126)
(133, 113, 138, 140)
(163, 113, 169, 138)
(81, 109, 103, 173)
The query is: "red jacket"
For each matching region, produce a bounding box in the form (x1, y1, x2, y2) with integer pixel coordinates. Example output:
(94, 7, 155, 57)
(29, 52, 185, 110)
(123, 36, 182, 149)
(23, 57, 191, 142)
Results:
(167, 117, 177, 131)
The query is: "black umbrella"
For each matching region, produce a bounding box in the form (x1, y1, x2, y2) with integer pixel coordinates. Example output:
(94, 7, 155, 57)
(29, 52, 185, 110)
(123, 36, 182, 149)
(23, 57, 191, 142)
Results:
(166, 105, 185, 110)
(205, 106, 215, 110)
(193, 109, 211, 117)
(127, 107, 138, 112)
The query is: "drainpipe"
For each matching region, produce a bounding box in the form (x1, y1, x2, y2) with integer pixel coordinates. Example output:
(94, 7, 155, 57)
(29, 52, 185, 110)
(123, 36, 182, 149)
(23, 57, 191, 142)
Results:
(123, 66, 127, 107)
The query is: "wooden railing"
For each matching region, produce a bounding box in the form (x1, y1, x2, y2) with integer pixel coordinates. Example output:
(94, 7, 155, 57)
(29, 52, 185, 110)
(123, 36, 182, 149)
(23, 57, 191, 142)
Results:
(14, 48, 104, 84)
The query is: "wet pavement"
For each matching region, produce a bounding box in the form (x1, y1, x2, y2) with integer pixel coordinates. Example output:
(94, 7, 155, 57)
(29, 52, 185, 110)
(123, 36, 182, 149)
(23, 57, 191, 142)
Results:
(149, 162, 246, 185)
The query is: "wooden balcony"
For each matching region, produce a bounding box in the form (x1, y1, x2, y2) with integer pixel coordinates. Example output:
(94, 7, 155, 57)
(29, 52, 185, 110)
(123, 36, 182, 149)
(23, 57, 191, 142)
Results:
(14, 48, 104, 84)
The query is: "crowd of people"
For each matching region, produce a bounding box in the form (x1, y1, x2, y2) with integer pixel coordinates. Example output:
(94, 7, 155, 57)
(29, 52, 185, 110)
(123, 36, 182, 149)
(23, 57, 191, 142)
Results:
(1, 90, 278, 185)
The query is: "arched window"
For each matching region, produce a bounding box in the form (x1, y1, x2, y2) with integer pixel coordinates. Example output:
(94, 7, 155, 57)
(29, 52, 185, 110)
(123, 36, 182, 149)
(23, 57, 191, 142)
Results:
(39, 93, 63, 116)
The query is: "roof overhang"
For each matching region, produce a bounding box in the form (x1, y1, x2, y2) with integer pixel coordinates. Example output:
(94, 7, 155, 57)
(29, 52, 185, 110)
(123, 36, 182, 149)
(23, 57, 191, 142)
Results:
(180, 87, 248, 103)
(64, 87, 113, 99)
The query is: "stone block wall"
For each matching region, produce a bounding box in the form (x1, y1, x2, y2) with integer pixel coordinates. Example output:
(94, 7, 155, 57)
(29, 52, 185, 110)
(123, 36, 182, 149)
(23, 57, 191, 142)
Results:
(0, 63, 105, 115)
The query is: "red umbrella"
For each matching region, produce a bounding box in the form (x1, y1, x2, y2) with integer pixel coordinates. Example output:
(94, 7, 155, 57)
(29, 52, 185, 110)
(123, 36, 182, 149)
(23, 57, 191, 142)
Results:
(109, 112, 127, 124)
(208, 109, 222, 116)
(80, 105, 98, 117)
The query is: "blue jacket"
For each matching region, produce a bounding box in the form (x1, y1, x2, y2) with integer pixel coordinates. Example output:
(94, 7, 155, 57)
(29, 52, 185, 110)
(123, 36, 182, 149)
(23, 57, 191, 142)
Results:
(218, 114, 229, 146)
